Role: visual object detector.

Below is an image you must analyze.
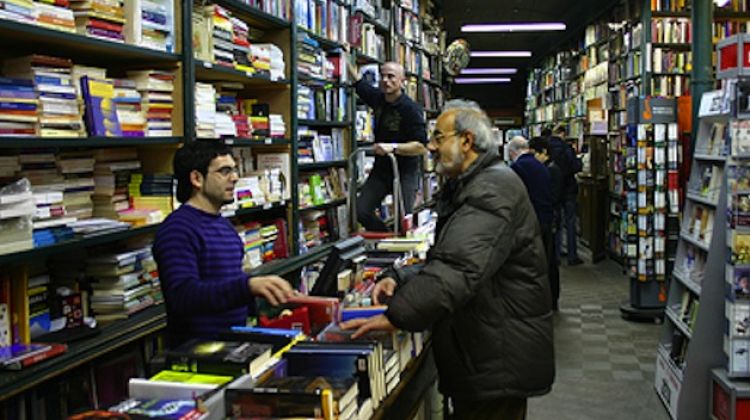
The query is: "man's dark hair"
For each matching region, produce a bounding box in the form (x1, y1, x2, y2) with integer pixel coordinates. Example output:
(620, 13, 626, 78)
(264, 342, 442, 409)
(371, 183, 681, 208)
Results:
(529, 136, 550, 154)
(540, 128, 552, 137)
(174, 141, 233, 203)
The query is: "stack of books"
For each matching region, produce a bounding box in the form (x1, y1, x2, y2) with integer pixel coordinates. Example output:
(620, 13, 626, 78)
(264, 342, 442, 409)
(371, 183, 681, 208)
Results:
(3, 55, 85, 138)
(0, 0, 35, 23)
(127, 172, 173, 223)
(0, 77, 37, 137)
(91, 147, 140, 220)
(296, 36, 325, 80)
(250, 43, 271, 77)
(56, 150, 95, 220)
(270, 113, 285, 138)
(127, 70, 174, 137)
(124, 0, 175, 53)
(195, 82, 217, 138)
(87, 246, 158, 323)
(34, 0, 76, 33)
(70, 0, 126, 43)
(23, 152, 72, 243)
(112, 78, 145, 137)
(0, 156, 20, 181)
(215, 86, 238, 138)
(230, 16, 252, 73)
(206, 4, 234, 68)
(256, 43, 285, 80)
(0, 178, 35, 254)
(0, 342, 67, 370)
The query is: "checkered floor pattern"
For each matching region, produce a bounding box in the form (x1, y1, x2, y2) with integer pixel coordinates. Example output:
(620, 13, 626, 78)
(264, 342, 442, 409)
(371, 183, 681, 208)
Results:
(527, 254, 671, 420)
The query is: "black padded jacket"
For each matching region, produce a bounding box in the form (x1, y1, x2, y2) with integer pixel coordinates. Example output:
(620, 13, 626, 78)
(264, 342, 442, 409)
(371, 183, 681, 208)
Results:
(384, 148, 555, 401)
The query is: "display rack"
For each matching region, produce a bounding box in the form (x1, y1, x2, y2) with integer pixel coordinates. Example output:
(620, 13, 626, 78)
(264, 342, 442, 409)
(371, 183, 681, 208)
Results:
(654, 89, 729, 420)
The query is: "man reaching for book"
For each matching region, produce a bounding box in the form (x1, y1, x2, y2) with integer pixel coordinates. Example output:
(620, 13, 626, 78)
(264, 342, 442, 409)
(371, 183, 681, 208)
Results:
(347, 57, 428, 231)
(341, 101, 555, 420)
(153, 141, 293, 348)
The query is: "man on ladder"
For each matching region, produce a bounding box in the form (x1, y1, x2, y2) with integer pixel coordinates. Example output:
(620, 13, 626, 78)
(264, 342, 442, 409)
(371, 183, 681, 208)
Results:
(347, 59, 428, 232)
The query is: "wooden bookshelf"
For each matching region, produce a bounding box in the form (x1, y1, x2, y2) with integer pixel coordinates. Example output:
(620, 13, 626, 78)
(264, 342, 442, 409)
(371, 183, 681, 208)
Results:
(0, 137, 183, 149)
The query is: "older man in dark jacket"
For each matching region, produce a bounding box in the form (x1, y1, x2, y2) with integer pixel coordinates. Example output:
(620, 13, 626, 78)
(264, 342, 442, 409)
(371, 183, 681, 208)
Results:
(342, 100, 555, 419)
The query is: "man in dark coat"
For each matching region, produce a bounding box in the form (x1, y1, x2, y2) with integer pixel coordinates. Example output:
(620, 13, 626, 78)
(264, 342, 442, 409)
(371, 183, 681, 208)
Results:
(546, 125, 583, 265)
(342, 101, 555, 420)
(529, 136, 562, 311)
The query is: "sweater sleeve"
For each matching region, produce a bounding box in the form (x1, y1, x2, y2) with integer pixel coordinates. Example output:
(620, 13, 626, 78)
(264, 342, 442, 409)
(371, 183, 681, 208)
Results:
(385, 188, 519, 331)
(354, 79, 383, 109)
(153, 221, 253, 315)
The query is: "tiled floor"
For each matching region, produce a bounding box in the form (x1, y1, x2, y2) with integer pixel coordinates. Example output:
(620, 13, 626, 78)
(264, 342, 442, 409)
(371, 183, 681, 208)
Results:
(527, 254, 672, 420)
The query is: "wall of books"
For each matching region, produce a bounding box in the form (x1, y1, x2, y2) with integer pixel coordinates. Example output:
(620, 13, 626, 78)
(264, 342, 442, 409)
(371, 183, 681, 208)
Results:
(0, 0, 447, 414)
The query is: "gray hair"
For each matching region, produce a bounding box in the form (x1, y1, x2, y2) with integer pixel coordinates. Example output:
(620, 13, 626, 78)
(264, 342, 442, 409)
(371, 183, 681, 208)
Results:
(443, 99, 495, 152)
(507, 136, 529, 155)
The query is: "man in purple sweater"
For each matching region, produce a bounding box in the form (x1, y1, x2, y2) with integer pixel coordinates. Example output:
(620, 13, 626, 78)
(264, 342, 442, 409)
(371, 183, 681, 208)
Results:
(153, 141, 293, 347)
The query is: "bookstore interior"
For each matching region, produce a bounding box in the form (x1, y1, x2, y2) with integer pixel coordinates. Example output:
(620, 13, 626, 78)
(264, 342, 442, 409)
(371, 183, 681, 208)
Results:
(6, 0, 750, 418)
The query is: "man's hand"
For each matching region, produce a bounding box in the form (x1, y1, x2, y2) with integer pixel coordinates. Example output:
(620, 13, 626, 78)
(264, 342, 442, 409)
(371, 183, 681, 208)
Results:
(340, 314, 396, 339)
(373, 143, 396, 156)
(372, 277, 397, 305)
(249, 275, 294, 306)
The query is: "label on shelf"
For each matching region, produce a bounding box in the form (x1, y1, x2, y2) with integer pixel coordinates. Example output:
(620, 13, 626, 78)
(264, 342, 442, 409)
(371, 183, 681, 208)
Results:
(263, 202, 273, 210)
(226, 139, 234, 145)
(265, 138, 272, 144)
(246, 72, 253, 78)
(203, 61, 212, 68)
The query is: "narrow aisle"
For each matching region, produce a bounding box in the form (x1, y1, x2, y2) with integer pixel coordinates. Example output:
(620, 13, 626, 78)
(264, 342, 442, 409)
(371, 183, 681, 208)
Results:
(528, 258, 671, 420)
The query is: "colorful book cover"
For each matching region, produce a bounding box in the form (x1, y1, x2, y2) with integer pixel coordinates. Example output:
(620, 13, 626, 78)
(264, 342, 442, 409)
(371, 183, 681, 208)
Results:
(80, 75, 122, 137)
(166, 339, 273, 377)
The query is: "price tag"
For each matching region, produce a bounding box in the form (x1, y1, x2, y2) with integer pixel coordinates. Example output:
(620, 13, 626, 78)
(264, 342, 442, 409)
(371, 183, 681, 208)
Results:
(280, 200, 286, 206)
(265, 138, 272, 144)
(246, 72, 253, 78)
(225, 139, 234, 145)
(263, 202, 272, 210)
(203, 61, 212, 68)
(221, 210, 235, 218)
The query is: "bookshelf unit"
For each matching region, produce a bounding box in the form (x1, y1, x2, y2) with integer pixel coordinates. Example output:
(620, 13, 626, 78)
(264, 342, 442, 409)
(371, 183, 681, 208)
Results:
(653, 89, 729, 420)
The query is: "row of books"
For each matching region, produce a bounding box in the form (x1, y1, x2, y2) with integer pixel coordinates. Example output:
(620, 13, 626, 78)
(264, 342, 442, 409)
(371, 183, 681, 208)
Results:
(298, 127, 346, 163)
(651, 17, 691, 44)
(235, 218, 289, 271)
(0, 54, 175, 138)
(0, 0, 175, 52)
(295, 0, 350, 45)
(652, 49, 691, 74)
(298, 167, 347, 209)
(299, 204, 348, 251)
(193, 4, 285, 80)
(195, 82, 286, 139)
(298, 84, 350, 122)
(109, 294, 427, 418)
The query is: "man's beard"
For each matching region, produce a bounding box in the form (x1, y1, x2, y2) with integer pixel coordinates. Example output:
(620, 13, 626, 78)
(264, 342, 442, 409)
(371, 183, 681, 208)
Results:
(435, 141, 464, 176)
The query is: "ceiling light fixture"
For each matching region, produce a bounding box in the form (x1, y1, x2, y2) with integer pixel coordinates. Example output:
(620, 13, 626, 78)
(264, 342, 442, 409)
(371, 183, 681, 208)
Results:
(470, 51, 532, 58)
(462, 22, 566, 33)
(454, 78, 512, 84)
(461, 68, 518, 75)
(714, 0, 731, 6)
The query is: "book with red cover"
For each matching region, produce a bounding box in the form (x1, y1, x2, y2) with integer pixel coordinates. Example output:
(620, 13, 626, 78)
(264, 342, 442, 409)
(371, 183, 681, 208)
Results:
(0, 342, 67, 370)
(286, 295, 339, 335)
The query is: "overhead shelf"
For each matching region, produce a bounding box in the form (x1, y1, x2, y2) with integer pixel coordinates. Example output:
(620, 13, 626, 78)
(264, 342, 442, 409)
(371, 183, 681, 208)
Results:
(0, 137, 183, 149)
(195, 60, 289, 86)
(212, 0, 291, 29)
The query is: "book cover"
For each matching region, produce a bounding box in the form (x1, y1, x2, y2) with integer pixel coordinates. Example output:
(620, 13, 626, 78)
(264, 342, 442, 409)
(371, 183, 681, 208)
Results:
(80, 76, 122, 137)
(166, 339, 273, 378)
(0, 342, 67, 370)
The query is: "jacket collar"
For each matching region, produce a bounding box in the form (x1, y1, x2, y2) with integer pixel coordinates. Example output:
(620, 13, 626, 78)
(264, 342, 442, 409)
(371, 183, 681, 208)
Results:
(435, 148, 502, 216)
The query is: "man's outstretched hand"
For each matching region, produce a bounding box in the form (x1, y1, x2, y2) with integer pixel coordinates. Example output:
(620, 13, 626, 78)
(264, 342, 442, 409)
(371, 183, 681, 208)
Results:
(339, 314, 396, 339)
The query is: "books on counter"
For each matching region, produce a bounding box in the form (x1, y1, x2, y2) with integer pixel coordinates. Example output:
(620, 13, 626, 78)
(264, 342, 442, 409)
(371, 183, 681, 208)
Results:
(0, 342, 67, 370)
(165, 339, 273, 378)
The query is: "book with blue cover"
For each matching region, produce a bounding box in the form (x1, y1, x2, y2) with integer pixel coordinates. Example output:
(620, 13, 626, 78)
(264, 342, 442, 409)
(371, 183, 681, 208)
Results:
(80, 76, 122, 137)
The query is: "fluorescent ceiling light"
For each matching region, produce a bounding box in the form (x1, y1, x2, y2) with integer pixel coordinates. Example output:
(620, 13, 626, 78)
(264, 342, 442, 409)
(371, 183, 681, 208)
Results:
(462, 22, 566, 33)
(461, 68, 518, 75)
(454, 78, 512, 84)
(714, 0, 730, 6)
(470, 51, 532, 58)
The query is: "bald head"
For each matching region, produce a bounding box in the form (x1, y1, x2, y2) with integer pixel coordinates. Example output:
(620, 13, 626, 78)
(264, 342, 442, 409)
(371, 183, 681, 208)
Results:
(380, 62, 406, 99)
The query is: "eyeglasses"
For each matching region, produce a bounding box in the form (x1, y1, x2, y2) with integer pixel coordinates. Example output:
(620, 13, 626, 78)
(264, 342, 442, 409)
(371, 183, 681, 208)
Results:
(429, 130, 463, 145)
(212, 166, 239, 177)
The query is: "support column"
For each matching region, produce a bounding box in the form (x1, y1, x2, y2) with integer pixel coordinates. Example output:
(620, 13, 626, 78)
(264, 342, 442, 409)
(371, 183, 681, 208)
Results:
(691, 0, 714, 151)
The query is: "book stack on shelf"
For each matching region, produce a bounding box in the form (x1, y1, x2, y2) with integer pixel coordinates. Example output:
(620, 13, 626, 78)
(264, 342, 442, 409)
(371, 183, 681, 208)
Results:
(234, 218, 288, 271)
(298, 127, 345, 164)
(86, 246, 160, 324)
(0, 178, 34, 254)
(124, 0, 175, 52)
(71, 0, 126, 43)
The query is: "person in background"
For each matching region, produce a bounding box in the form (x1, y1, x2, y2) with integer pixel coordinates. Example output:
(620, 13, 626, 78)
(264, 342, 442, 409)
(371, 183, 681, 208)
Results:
(341, 100, 554, 420)
(347, 60, 428, 231)
(546, 125, 583, 266)
(153, 141, 294, 348)
(530, 136, 562, 311)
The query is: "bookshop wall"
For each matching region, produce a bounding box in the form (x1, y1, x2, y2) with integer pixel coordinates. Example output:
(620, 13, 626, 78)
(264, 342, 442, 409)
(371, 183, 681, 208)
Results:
(0, 0, 446, 417)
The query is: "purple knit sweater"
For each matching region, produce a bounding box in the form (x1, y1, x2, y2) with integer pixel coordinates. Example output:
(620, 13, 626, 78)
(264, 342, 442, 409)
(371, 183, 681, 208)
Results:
(152, 204, 253, 346)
